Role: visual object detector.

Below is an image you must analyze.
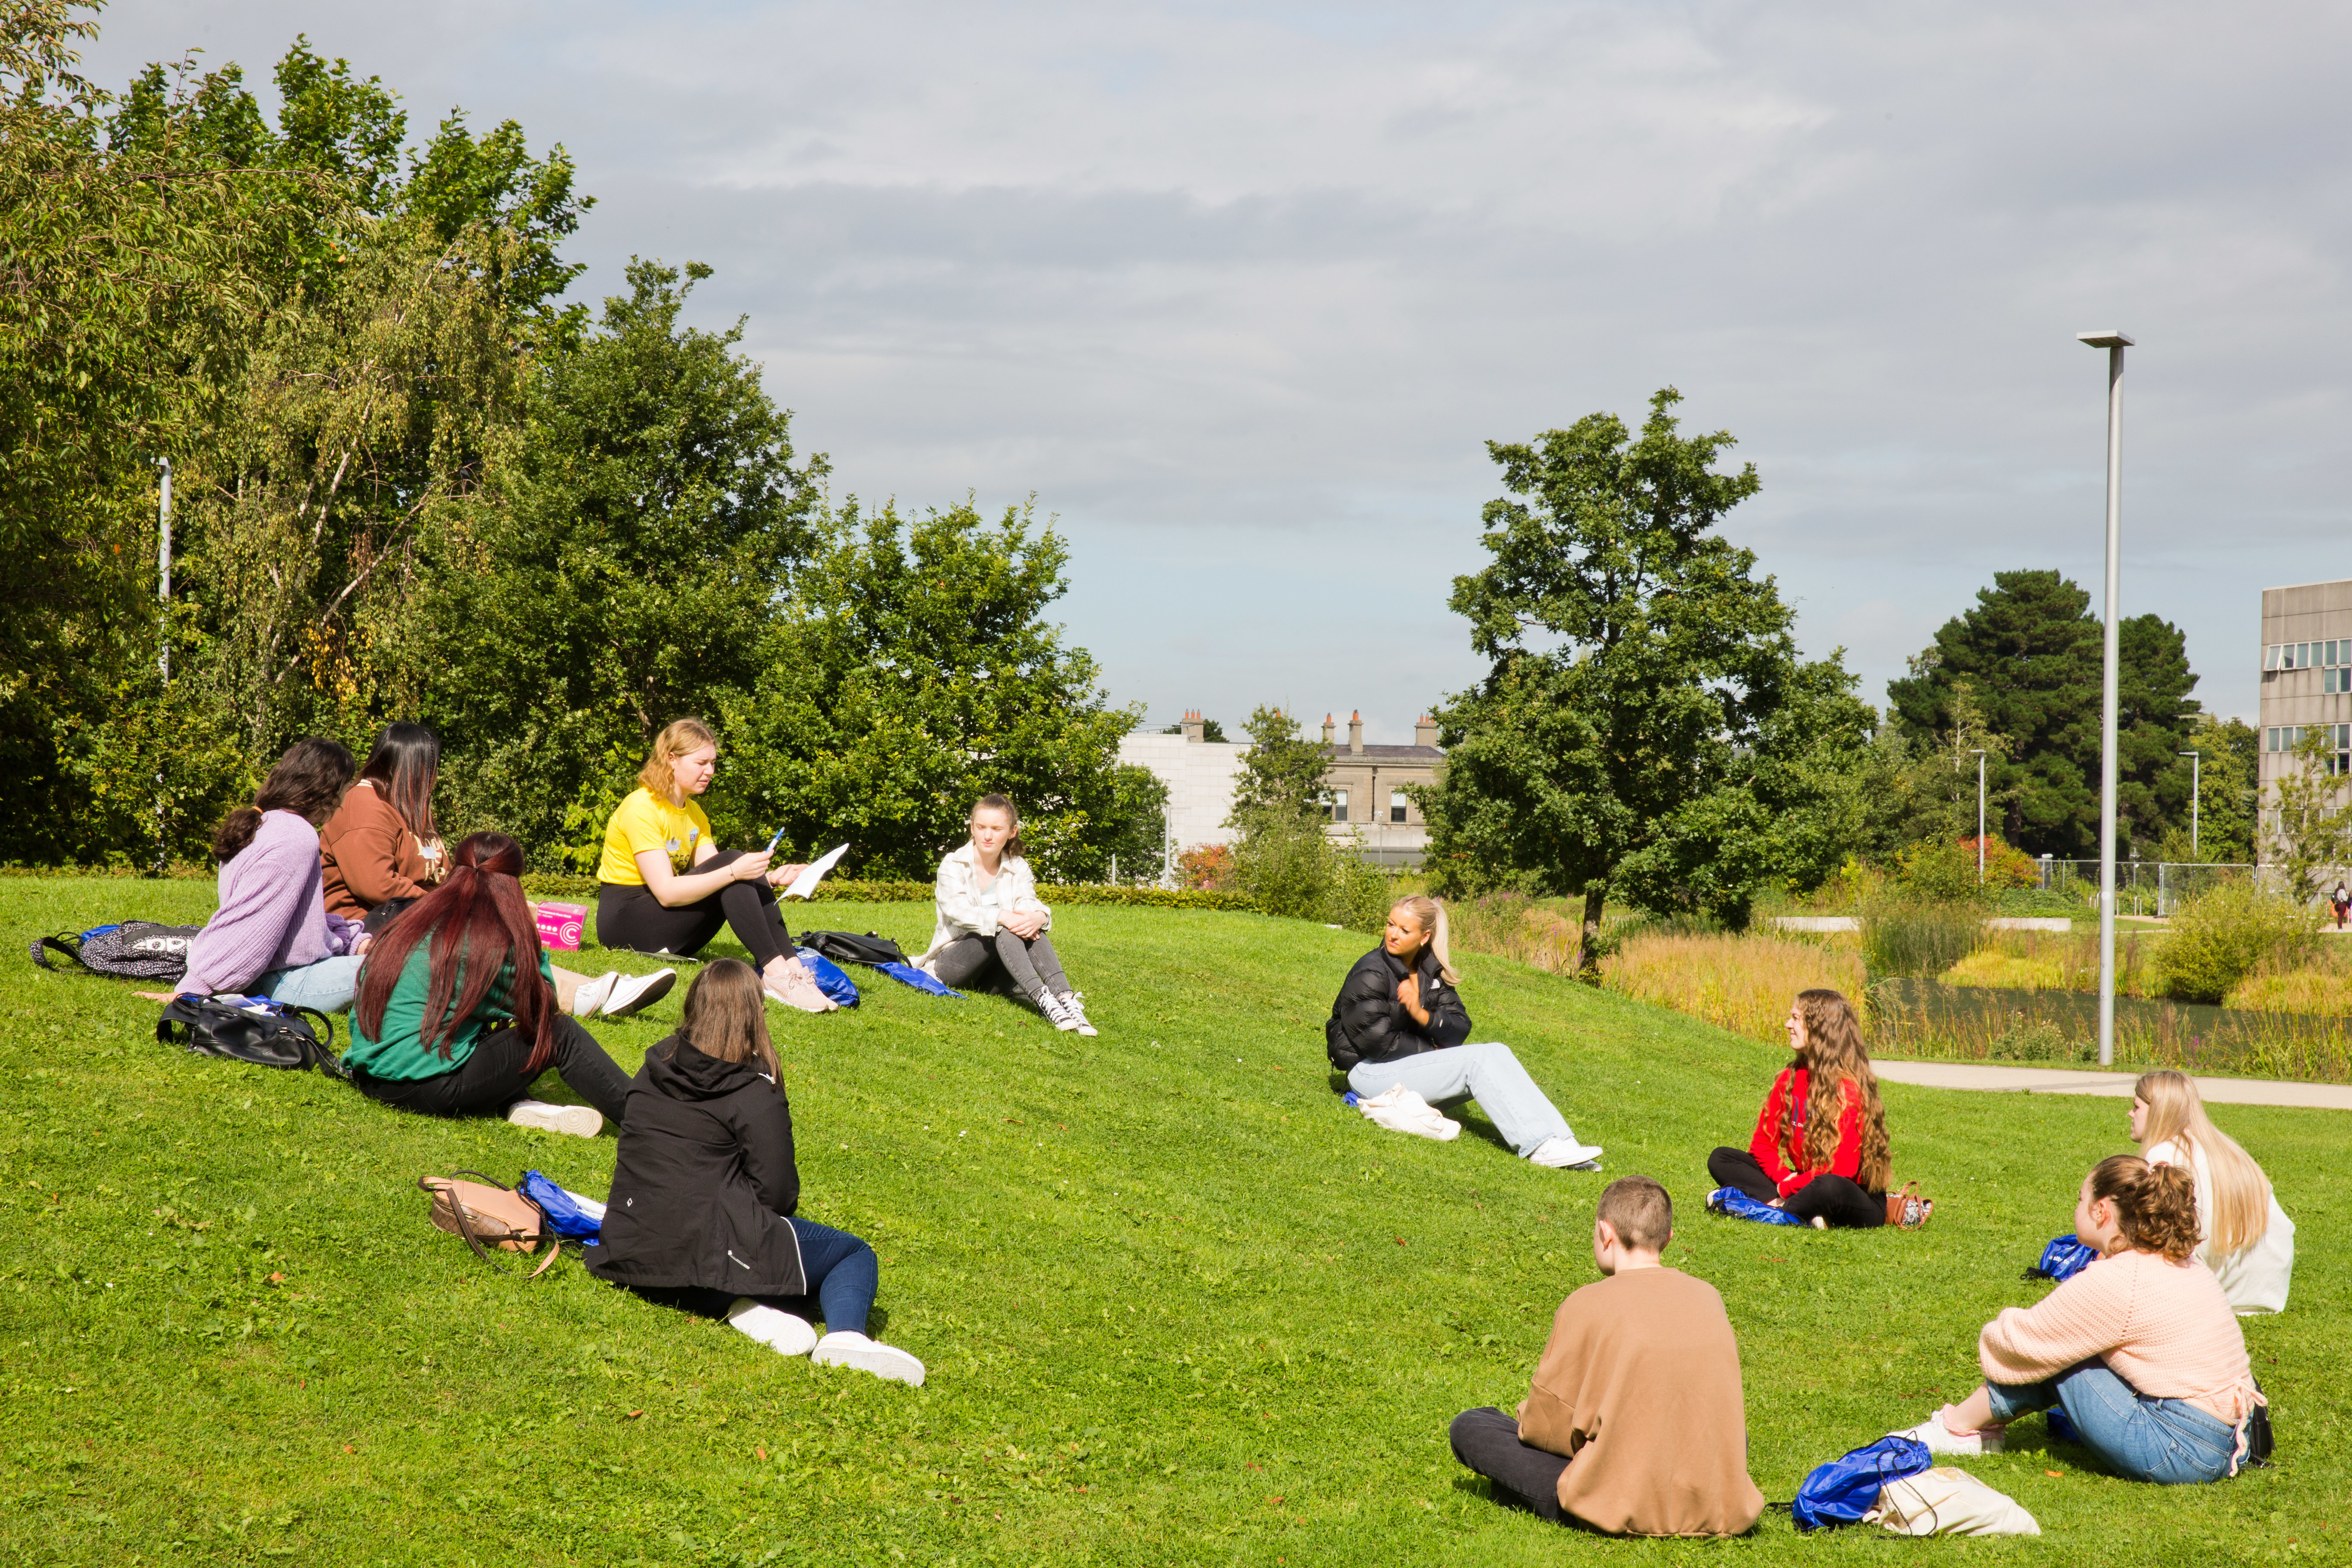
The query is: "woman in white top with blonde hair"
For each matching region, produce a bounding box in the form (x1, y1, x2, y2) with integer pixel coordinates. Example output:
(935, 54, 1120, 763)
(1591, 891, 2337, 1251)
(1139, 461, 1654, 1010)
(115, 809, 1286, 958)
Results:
(2131, 1068, 2295, 1314)
(915, 795, 1095, 1036)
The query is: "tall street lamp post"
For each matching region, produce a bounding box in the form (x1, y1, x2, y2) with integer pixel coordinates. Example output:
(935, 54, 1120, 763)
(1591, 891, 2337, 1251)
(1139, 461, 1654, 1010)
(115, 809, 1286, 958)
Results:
(1970, 748, 1986, 885)
(2180, 749, 2201, 858)
(2079, 329, 2133, 1067)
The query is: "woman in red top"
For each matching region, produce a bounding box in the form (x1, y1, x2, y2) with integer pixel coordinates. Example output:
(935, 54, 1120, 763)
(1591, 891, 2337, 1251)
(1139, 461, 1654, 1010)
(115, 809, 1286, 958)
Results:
(1706, 988, 1891, 1229)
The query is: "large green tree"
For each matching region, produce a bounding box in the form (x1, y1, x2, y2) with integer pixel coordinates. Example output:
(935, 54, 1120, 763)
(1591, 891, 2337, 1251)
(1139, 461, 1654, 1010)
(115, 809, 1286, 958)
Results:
(1887, 570, 2202, 858)
(1420, 389, 1874, 966)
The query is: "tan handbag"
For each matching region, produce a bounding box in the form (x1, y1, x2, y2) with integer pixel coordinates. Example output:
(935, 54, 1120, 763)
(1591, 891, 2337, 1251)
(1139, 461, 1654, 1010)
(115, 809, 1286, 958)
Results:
(1885, 1181, 1934, 1230)
(419, 1172, 562, 1278)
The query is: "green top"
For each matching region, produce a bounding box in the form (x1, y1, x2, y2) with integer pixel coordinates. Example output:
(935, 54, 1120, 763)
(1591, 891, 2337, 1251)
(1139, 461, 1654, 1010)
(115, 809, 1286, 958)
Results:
(345, 939, 555, 1081)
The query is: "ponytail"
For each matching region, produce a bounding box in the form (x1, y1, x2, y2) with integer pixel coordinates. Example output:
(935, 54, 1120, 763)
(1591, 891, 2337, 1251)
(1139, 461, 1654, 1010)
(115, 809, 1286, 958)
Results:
(213, 806, 265, 862)
(2089, 1154, 2202, 1263)
(210, 737, 356, 863)
(1390, 894, 1461, 985)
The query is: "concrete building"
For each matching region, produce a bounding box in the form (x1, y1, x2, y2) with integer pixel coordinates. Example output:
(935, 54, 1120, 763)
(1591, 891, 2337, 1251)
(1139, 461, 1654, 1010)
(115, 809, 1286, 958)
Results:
(2257, 582, 2352, 838)
(1115, 710, 1249, 857)
(1317, 710, 1444, 867)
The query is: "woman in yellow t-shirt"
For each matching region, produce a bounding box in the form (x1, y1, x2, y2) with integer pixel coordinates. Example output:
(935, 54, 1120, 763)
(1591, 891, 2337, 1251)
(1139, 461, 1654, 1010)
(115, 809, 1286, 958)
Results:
(596, 718, 833, 1012)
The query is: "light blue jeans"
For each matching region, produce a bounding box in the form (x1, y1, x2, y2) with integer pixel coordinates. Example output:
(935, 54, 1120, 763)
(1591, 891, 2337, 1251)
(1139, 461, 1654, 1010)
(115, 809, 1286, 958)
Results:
(1346, 1042, 1577, 1157)
(255, 954, 365, 1014)
(1988, 1360, 2240, 1484)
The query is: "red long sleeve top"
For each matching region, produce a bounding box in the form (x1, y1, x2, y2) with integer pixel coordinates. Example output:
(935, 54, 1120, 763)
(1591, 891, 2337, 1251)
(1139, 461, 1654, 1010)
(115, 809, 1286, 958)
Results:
(1747, 1067, 1864, 1198)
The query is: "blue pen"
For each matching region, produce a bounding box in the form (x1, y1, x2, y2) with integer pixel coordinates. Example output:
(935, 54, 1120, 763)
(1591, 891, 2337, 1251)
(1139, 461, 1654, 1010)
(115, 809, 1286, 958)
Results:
(764, 827, 786, 853)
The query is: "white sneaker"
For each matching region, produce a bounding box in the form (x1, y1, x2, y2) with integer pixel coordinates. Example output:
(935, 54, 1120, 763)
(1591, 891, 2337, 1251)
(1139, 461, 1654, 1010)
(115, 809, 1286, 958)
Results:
(506, 1099, 603, 1138)
(1527, 1138, 1604, 1169)
(568, 973, 617, 1018)
(811, 1329, 926, 1386)
(726, 1298, 818, 1356)
(1059, 991, 1098, 1037)
(600, 968, 676, 1019)
(1892, 1412, 2004, 1456)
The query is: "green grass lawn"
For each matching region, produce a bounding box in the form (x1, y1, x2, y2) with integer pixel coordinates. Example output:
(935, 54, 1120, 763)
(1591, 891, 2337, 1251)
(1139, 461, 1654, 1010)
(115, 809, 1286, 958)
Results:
(2, 878, 2341, 1565)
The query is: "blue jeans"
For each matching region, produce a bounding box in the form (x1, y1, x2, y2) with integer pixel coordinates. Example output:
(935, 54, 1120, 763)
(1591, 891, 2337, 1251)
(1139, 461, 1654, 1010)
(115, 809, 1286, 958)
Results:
(255, 954, 365, 1014)
(1988, 1360, 2239, 1483)
(1346, 1042, 1577, 1157)
(779, 1218, 879, 1337)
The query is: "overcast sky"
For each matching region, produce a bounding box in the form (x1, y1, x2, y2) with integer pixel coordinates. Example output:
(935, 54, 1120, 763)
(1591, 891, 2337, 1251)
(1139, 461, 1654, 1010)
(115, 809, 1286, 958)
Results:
(86, 1, 2352, 740)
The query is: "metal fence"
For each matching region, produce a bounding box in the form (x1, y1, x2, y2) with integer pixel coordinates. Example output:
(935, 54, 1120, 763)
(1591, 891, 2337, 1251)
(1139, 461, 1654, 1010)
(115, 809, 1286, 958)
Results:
(2030, 859, 2257, 917)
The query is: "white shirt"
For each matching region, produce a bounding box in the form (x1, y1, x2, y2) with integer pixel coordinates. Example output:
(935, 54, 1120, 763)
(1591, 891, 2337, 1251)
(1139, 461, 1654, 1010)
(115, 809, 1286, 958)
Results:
(2144, 1137, 2295, 1314)
(915, 841, 1052, 970)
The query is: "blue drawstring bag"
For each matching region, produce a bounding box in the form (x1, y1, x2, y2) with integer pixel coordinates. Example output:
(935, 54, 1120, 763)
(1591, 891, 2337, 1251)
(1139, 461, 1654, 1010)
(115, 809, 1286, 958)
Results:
(1792, 1435, 1933, 1530)
(518, 1170, 605, 1245)
(1706, 1186, 1809, 1227)
(2028, 1234, 2098, 1282)
(794, 948, 861, 1008)
(876, 960, 963, 998)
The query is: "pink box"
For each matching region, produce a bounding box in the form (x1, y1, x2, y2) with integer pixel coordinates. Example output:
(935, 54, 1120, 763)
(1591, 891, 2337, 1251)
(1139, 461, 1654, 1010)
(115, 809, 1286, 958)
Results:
(534, 900, 588, 951)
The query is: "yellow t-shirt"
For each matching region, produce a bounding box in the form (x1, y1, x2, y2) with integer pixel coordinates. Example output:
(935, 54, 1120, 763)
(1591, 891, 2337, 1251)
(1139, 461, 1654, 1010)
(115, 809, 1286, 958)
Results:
(598, 787, 712, 886)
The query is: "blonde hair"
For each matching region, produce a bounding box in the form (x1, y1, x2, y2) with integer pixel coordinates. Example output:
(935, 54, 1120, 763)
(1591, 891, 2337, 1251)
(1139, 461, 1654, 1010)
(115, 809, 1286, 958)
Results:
(1785, 988, 1892, 1192)
(637, 718, 718, 805)
(2134, 1069, 2272, 1258)
(1389, 895, 1460, 985)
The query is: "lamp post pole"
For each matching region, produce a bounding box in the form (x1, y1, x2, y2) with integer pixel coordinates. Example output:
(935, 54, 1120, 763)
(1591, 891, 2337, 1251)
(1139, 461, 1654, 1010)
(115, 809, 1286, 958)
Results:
(155, 457, 173, 875)
(2079, 330, 2133, 1067)
(1970, 748, 1986, 884)
(2179, 750, 2200, 858)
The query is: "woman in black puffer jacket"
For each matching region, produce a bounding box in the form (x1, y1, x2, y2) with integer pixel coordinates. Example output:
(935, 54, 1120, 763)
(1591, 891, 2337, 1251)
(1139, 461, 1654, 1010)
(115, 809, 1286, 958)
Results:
(1327, 896, 1604, 1171)
(590, 959, 923, 1385)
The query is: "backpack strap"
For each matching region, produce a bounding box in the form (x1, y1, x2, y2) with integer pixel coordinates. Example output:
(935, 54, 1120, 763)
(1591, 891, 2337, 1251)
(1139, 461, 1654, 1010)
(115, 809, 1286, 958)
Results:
(29, 934, 92, 973)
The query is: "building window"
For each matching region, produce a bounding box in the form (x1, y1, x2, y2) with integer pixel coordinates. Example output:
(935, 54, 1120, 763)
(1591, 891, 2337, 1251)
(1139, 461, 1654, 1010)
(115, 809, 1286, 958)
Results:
(1328, 790, 1349, 823)
(1390, 790, 1408, 824)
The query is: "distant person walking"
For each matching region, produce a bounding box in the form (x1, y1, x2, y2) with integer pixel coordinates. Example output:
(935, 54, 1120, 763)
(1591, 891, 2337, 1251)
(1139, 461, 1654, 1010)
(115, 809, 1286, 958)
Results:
(178, 737, 369, 1012)
(1325, 896, 1602, 1169)
(594, 718, 832, 1013)
(1705, 989, 1891, 1229)
(2132, 1069, 2295, 1314)
(2331, 882, 2349, 931)
(916, 795, 1096, 1035)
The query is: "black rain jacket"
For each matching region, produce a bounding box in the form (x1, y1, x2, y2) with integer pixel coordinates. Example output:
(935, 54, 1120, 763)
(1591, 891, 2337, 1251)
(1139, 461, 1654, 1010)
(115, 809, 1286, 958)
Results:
(1325, 944, 1471, 1071)
(587, 1035, 806, 1295)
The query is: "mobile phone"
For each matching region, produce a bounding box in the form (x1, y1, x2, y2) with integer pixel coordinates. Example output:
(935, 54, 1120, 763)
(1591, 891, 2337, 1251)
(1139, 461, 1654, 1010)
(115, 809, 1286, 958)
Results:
(764, 827, 786, 854)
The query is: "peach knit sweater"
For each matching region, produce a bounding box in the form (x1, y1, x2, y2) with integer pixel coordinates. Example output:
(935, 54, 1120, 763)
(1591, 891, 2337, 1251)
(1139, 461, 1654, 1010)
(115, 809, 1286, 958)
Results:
(1978, 1248, 2256, 1425)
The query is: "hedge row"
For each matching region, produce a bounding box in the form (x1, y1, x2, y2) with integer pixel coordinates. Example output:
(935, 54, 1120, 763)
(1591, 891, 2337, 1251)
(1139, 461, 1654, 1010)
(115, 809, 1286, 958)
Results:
(515, 874, 1257, 913)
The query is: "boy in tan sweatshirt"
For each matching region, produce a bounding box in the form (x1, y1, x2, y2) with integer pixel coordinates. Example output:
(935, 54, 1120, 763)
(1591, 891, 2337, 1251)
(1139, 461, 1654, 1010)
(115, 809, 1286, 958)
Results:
(1449, 1175, 1765, 1537)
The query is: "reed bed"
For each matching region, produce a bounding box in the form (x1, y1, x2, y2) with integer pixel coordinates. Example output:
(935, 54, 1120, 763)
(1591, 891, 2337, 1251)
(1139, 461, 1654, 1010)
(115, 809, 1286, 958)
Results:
(1442, 893, 1585, 976)
(1600, 932, 1867, 1048)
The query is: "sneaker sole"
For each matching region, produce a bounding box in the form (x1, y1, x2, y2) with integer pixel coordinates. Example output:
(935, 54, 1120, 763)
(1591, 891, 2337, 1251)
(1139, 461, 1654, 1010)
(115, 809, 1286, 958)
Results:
(509, 1104, 603, 1138)
(601, 969, 676, 1019)
(813, 1342, 926, 1386)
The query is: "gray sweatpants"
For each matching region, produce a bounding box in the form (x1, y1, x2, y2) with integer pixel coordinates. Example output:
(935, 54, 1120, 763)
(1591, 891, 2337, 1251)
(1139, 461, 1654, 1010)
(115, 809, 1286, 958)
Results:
(927, 929, 1073, 1000)
(1346, 1042, 1577, 1157)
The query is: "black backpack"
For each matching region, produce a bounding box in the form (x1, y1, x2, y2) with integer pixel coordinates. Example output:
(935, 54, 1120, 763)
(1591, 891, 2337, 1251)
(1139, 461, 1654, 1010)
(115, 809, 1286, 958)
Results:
(798, 930, 909, 967)
(156, 994, 349, 1079)
(31, 921, 205, 981)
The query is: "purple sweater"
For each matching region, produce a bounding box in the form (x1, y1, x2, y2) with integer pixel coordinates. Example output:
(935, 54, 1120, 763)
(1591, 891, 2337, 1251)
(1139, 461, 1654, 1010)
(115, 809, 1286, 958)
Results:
(181, 810, 360, 995)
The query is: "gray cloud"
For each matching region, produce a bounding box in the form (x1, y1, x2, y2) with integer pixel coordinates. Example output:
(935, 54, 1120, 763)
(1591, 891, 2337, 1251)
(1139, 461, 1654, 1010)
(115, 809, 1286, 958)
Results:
(84, 0, 2352, 742)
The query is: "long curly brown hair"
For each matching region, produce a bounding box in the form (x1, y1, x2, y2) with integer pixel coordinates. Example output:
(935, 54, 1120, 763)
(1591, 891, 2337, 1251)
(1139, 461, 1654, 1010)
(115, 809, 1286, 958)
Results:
(1777, 988, 1891, 1191)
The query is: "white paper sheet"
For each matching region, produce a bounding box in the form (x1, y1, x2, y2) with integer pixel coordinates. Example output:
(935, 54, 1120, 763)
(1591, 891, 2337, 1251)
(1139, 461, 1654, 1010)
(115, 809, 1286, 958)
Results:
(783, 842, 848, 900)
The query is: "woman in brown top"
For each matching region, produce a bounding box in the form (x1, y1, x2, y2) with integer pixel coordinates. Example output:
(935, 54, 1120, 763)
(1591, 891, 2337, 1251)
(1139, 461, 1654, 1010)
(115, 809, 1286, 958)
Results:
(320, 722, 675, 1021)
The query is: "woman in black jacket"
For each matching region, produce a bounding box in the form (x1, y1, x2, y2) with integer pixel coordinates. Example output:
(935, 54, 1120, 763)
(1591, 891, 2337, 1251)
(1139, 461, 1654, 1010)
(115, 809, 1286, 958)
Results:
(1327, 896, 1603, 1170)
(589, 959, 923, 1385)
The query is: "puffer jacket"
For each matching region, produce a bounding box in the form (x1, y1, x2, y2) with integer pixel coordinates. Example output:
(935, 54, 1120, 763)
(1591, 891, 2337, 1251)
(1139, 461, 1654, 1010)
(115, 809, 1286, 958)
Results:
(588, 1036, 806, 1296)
(1325, 944, 1471, 1071)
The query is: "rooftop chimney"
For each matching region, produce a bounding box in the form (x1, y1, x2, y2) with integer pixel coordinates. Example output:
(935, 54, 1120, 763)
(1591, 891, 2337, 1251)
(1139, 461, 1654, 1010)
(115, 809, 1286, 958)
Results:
(1322, 712, 1335, 746)
(1348, 710, 1364, 755)
(1182, 709, 1204, 744)
(1414, 713, 1438, 748)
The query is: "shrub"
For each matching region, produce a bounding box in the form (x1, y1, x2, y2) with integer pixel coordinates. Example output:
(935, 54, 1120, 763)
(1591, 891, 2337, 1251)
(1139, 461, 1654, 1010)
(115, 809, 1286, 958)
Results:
(1894, 836, 2027, 899)
(2152, 880, 2312, 1004)
(1986, 1016, 2089, 1063)
(1229, 809, 1394, 933)
(1174, 844, 1236, 892)
(1859, 896, 1983, 977)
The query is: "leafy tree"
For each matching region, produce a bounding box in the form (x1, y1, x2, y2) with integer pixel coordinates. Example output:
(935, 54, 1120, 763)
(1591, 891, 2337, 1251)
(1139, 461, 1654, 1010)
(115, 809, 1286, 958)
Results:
(715, 499, 1141, 881)
(2265, 726, 2352, 904)
(1420, 389, 1874, 968)
(1098, 764, 1171, 883)
(1227, 705, 1330, 824)
(1888, 571, 2202, 857)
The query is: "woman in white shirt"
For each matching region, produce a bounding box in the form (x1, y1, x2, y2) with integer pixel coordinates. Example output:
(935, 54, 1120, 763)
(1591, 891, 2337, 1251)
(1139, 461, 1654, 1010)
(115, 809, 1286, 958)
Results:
(2131, 1068, 2294, 1314)
(916, 795, 1095, 1036)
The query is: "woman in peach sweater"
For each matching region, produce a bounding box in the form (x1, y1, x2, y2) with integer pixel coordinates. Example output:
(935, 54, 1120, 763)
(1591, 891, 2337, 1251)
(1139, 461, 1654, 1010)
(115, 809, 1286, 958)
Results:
(1893, 1154, 2260, 1483)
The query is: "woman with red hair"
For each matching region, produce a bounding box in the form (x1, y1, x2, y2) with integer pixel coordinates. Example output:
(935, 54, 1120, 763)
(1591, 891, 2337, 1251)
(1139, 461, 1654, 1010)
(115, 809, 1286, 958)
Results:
(345, 833, 634, 1138)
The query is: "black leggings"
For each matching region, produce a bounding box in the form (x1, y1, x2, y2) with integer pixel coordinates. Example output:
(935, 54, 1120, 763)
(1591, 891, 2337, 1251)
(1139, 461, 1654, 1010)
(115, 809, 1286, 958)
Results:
(1451, 1408, 1572, 1524)
(596, 852, 791, 969)
(926, 929, 1072, 998)
(1708, 1147, 1884, 1229)
(349, 1015, 633, 1123)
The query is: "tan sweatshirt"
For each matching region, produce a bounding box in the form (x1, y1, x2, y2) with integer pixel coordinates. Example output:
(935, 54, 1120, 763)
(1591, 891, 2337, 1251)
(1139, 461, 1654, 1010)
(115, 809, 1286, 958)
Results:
(1515, 1266, 1765, 1537)
(319, 781, 435, 918)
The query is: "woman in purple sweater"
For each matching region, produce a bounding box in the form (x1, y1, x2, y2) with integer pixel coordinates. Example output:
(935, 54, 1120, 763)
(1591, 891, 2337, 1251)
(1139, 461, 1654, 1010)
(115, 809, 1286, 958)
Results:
(179, 739, 371, 1012)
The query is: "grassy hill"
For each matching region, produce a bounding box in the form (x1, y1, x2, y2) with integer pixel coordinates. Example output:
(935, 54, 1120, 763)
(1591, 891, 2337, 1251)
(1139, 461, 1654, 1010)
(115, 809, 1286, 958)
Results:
(1, 878, 2339, 1564)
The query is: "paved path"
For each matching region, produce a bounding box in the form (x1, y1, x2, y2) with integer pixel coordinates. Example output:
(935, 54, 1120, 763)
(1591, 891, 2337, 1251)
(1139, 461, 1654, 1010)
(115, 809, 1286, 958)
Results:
(1875, 1059, 2352, 1111)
